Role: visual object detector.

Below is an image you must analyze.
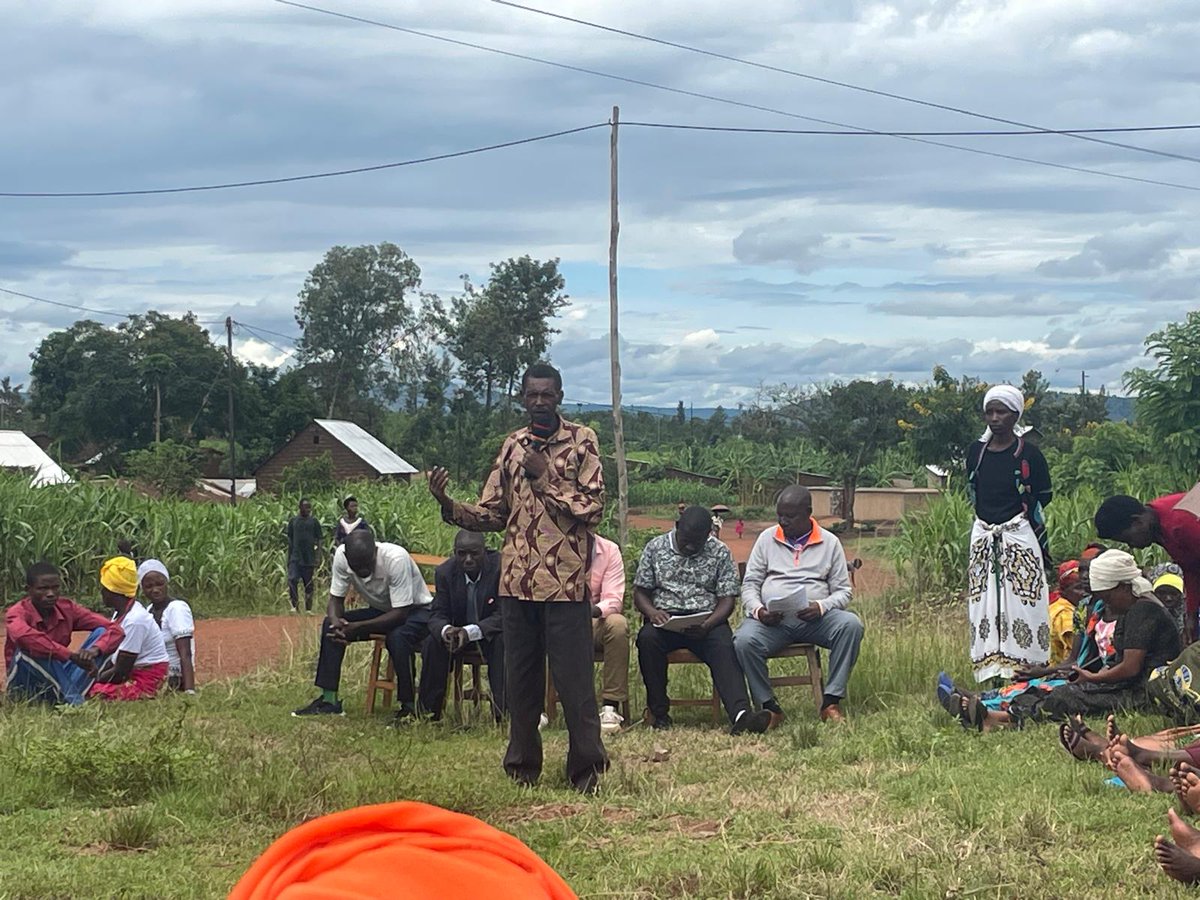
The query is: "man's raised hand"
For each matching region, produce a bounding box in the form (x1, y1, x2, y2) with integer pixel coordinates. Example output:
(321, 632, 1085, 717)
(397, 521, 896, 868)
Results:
(428, 467, 452, 506)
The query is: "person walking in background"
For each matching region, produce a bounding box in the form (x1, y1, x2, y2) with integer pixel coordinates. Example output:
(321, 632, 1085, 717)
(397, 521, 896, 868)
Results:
(428, 362, 609, 794)
(1095, 492, 1200, 642)
(139, 559, 197, 693)
(335, 495, 370, 548)
(286, 497, 323, 613)
(420, 531, 506, 722)
(734, 518, 745, 541)
(589, 534, 629, 734)
(965, 385, 1052, 682)
(5, 561, 125, 705)
(734, 486, 863, 724)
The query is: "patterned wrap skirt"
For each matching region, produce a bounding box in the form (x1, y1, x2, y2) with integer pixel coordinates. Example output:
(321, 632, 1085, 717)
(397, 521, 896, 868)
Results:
(967, 514, 1050, 682)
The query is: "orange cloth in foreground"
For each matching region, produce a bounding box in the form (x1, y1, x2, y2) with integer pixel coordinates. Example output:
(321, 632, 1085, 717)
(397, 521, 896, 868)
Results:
(228, 801, 577, 900)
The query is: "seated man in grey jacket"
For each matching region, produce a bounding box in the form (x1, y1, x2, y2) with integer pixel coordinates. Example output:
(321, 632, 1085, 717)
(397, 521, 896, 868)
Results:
(733, 486, 864, 724)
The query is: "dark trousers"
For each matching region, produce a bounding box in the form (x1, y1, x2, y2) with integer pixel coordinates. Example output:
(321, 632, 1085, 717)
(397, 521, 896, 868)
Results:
(288, 560, 315, 609)
(636, 621, 751, 725)
(502, 597, 608, 792)
(419, 633, 506, 719)
(314, 606, 432, 708)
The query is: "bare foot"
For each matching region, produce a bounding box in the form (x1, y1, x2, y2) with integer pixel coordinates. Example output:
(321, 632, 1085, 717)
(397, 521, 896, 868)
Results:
(1110, 747, 1168, 793)
(1155, 835, 1200, 885)
(1105, 714, 1122, 743)
(1181, 767, 1200, 815)
(1168, 808, 1200, 854)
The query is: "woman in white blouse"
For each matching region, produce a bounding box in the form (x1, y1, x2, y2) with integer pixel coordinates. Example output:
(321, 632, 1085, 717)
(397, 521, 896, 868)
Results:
(138, 559, 197, 693)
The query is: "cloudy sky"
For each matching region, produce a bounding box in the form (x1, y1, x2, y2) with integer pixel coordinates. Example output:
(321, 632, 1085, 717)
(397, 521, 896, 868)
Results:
(3, 1, 1199, 408)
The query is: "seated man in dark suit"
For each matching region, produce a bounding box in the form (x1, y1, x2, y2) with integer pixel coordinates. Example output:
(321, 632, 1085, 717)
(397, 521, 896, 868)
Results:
(420, 530, 506, 720)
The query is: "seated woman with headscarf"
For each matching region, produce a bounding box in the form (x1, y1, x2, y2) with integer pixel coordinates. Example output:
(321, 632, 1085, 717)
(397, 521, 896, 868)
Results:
(138, 559, 196, 693)
(951, 550, 1181, 731)
(937, 553, 1101, 721)
(87, 556, 170, 701)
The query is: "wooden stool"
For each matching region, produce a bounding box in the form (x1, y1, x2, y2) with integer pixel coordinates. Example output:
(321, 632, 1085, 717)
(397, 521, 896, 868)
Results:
(450, 646, 492, 722)
(767, 644, 825, 710)
(365, 636, 395, 714)
(544, 653, 632, 724)
(662, 648, 722, 724)
(364, 636, 419, 714)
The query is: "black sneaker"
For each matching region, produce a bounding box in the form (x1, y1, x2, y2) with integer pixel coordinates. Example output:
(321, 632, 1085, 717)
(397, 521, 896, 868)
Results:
(291, 697, 344, 717)
(651, 714, 673, 730)
(730, 708, 771, 735)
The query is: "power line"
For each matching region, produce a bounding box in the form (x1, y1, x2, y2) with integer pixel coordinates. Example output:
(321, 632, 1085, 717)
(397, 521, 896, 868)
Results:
(623, 121, 1200, 136)
(0, 286, 298, 353)
(234, 321, 300, 345)
(234, 322, 296, 357)
(492, 0, 1200, 166)
(0, 123, 607, 198)
(0, 285, 134, 319)
(277, 1, 1200, 193)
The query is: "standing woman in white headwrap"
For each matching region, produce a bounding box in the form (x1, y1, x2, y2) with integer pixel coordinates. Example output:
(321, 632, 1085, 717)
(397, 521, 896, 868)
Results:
(138, 559, 197, 693)
(964, 385, 1053, 682)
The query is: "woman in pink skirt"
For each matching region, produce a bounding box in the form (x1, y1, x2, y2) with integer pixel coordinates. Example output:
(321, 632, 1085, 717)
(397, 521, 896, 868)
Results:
(87, 556, 169, 701)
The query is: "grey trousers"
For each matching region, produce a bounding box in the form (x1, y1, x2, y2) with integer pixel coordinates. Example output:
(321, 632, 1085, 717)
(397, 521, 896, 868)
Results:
(733, 608, 864, 706)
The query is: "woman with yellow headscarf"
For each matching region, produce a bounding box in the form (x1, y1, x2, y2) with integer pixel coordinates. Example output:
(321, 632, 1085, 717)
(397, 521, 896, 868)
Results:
(86, 557, 170, 701)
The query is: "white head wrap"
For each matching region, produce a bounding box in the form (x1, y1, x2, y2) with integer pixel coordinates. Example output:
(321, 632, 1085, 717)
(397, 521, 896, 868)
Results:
(980, 384, 1025, 442)
(1089, 550, 1154, 598)
(137, 558, 170, 587)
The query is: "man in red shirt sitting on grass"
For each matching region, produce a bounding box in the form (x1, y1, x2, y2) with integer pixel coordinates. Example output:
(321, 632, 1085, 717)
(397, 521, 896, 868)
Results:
(5, 561, 124, 705)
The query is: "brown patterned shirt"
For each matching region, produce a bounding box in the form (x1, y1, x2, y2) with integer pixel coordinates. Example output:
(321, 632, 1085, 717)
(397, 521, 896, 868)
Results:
(443, 418, 605, 602)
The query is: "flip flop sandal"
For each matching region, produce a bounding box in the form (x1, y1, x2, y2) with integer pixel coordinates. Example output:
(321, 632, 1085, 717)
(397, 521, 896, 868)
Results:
(961, 695, 986, 732)
(1058, 722, 1078, 757)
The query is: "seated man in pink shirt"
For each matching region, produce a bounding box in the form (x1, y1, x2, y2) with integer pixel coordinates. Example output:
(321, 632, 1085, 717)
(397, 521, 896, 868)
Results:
(590, 535, 628, 733)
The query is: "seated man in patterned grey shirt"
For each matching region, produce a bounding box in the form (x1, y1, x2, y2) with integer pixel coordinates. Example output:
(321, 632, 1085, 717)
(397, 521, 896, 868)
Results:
(633, 506, 772, 734)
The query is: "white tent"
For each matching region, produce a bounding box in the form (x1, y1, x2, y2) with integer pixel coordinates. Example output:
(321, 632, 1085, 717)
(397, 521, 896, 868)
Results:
(0, 431, 72, 486)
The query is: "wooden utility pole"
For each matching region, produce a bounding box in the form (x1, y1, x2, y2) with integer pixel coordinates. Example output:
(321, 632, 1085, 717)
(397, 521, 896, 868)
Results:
(225, 317, 237, 507)
(154, 382, 162, 444)
(608, 105, 629, 547)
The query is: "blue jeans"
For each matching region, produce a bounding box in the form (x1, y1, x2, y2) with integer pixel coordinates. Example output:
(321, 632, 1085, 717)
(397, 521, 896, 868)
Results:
(733, 609, 864, 706)
(6, 628, 106, 705)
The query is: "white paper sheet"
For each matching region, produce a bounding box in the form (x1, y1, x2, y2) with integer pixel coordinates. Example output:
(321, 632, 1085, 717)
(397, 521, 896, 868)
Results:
(654, 612, 711, 633)
(766, 587, 811, 616)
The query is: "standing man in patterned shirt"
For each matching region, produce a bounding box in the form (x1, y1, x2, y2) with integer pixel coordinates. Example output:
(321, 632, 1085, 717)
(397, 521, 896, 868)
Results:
(633, 506, 772, 735)
(428, 363, 608, 793)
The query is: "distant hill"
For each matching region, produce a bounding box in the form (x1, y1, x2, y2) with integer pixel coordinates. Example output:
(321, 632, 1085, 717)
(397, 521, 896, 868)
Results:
(567, 402, 730, 420)
(571, 396, 1137, 423)
(1104, 395, 1135, 422)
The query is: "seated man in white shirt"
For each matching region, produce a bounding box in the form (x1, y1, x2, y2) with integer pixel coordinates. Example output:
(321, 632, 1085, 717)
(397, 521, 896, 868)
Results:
(293, 530, 433, 723)
(733, 486, 864, 724)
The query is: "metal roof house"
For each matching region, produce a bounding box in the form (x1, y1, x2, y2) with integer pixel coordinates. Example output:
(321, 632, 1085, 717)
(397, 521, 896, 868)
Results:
(0, 430, 72, 487)
(254, 419, 418, 492)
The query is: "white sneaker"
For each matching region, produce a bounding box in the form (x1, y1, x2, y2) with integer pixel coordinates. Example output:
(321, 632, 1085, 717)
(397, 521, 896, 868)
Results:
(538, 713, 549, 731)
(599, 706, 624, 734)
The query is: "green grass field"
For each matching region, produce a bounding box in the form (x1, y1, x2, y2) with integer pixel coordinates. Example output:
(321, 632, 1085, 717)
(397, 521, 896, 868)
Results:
(0, 587, 1192, 899)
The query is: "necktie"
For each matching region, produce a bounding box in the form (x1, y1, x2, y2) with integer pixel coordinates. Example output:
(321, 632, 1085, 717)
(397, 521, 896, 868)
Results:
(467, 581, 479, 626)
